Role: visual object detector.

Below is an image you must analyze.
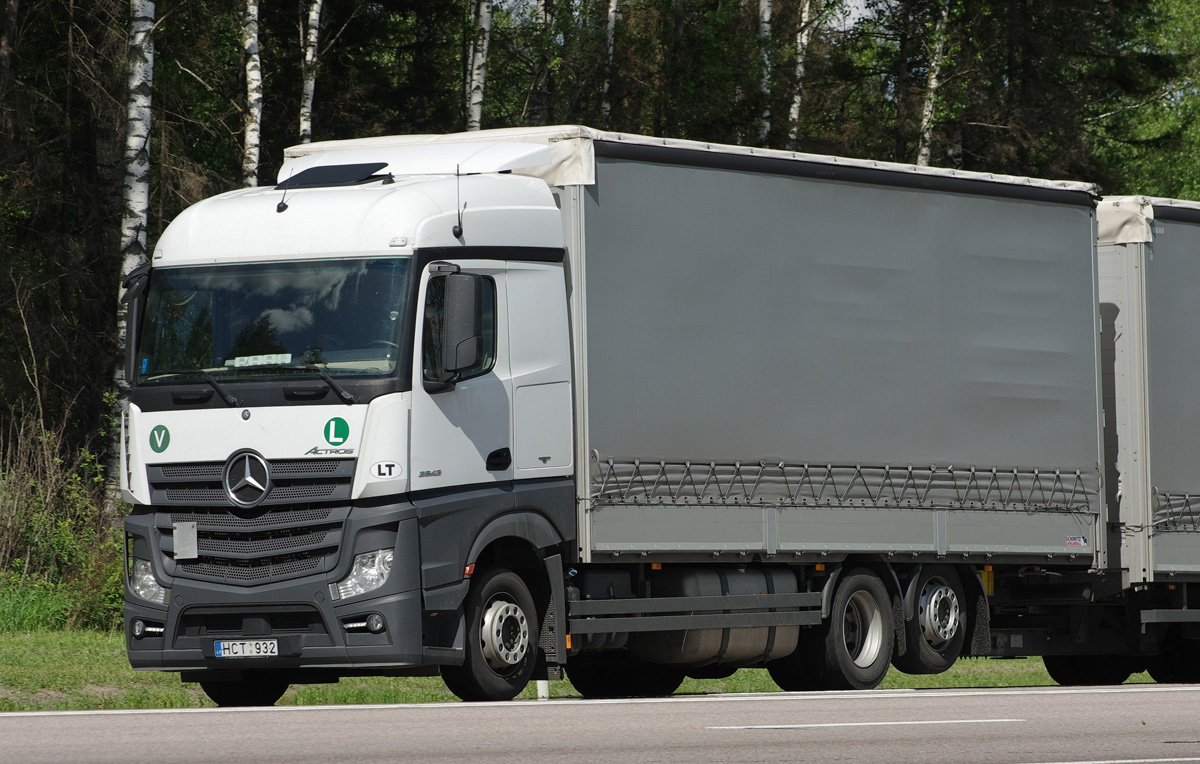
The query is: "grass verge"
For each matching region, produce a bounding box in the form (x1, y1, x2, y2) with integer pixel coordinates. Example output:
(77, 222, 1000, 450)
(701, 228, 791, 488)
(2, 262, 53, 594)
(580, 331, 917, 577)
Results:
(0, 630, 1153, 711)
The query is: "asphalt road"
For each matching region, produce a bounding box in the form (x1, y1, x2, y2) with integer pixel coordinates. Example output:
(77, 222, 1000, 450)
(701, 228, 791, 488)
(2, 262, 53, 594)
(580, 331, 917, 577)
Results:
(3, 685, 1200, 764)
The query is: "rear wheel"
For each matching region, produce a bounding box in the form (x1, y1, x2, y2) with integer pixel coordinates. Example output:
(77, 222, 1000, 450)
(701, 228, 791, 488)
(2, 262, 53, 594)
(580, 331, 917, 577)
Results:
(441, 568, 538, 701)
(1148, 642, 1200, 683)
(200, 674, 289, 707)
(1043, 655, 1134, 686)
(892, 565, 967, 675)
(808, 568, 893, 690)
(567, 653, 686, 698)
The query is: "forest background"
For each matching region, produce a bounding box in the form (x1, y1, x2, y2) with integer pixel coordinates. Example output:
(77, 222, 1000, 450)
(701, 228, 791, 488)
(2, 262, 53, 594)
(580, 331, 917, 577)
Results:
(1, 0, 1199, 629)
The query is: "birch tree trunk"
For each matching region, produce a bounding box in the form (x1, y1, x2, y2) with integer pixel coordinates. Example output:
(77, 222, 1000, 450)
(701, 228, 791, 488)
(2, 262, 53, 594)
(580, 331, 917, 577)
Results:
(914, 0, 950, 166)
(242, 0, 263, 186)
(528, 0, 553, 125)
(466, 0, 492, 131)
(112, 0, 155, 504)
(299, 0, 322, 143)
(787, 0, 817, 149)
(601, 0, 619, 125)
(119, 0, 154, 304)
(756, 0, 772, 143)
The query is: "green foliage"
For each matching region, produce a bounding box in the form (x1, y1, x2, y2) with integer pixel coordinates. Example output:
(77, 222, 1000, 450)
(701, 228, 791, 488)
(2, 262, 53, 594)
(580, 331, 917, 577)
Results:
(1091, 0, 1200, 197)
(0, 581, 74, 632)
(0, 403, 122, 633)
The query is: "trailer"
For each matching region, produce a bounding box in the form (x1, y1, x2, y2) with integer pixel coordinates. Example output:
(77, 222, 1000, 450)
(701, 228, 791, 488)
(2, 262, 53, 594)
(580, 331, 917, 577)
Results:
(120, 126, 1191, 704)
(1084, 196, 1200, 683)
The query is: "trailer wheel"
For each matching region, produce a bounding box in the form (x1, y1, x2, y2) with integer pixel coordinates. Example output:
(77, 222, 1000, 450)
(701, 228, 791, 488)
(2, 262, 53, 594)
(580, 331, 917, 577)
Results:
(1147, 645, 1200, 683)
(567, 653, 685, 698)
(1043, 655, 1134, 686)
(892, 565, 966, 675)
(441, 568, 538, 701)
(810, 568, 893, 690)
(199, 674, 289, 707)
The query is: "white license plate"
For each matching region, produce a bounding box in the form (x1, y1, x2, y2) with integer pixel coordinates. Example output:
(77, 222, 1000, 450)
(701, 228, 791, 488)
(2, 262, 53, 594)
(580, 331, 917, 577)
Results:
(214, 639, 278, 658)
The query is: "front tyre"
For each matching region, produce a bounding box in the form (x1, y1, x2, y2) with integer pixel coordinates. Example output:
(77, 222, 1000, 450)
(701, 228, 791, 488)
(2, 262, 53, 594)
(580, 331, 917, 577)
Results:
(441, 568, 538, 701)
(892, 565, 966, 675)
(810, 568, 894, 690)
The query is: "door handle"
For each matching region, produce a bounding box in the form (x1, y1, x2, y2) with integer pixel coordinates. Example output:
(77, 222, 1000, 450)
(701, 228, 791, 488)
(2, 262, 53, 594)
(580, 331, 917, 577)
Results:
(486, 448, 512, 471)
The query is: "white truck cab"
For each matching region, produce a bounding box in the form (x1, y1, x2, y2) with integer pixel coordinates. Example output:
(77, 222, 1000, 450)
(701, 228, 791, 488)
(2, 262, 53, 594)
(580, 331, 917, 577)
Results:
(123, 138, 575, 704)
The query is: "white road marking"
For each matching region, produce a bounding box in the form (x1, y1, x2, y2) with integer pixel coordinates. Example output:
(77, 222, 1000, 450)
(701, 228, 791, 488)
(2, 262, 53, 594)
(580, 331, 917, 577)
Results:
(709, 718, 1024, 730)
(1014, 759, 1200, 764)
(0, 684, 1198, 718)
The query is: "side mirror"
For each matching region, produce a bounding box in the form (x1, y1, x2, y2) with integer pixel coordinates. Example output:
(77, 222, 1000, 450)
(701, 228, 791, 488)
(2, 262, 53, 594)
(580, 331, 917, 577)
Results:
(441, 273, 483, 373)
(121, 262, 152, 304)
(121, 263, 152, 385)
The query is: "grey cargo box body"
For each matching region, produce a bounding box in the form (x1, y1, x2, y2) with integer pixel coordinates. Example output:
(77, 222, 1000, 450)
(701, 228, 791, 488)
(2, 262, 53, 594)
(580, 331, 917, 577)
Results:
(567, 139, 1105, 565)
(1099, 197, 1200, 582)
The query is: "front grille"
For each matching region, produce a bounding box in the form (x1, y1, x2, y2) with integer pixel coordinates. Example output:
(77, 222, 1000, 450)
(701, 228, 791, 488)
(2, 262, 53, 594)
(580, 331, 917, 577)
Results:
(161, 504, 349, 586)
(273, 460, 343, 476)
(202, 528, 334, 555)
(147, 458, 356, 507)
(170, 505, 335, 529)
(160, 464, 222, 480)
(177, 552, 327, 583)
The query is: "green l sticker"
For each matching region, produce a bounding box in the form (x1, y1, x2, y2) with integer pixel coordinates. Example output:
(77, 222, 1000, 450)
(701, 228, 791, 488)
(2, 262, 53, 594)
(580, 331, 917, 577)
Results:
(149, 425, 171, 453)
(324, 417, 349, 445)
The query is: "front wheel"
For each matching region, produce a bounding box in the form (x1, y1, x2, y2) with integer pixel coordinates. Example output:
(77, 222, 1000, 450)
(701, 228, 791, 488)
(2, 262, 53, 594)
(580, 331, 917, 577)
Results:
(892, 565, 966, 675)
(441, 568, 538, 701)
(809, 568, 894, 690)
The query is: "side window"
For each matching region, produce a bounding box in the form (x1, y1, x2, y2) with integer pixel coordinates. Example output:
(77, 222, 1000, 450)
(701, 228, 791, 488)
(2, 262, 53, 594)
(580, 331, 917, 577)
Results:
(422, 274, 497, 383)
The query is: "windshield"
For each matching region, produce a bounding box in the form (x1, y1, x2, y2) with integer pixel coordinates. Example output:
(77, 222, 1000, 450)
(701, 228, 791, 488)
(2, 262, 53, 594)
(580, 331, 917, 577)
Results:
(135, 258, 411, 384)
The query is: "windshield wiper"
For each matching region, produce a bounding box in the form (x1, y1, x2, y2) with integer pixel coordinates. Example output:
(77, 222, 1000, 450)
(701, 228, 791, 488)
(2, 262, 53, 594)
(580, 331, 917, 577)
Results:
(260, 363, 357, 405)
(148, 369, 238, 407)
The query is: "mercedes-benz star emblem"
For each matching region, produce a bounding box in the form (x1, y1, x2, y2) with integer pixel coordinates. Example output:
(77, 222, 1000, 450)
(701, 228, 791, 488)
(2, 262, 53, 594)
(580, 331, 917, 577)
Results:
(222, 451, 271, 508)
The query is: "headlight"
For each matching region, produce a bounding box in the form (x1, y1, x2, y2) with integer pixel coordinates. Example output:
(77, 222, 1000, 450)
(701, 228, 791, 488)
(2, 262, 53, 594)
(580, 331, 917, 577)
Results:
(330, 548, 393, 601)
(130, 558, 170, 605)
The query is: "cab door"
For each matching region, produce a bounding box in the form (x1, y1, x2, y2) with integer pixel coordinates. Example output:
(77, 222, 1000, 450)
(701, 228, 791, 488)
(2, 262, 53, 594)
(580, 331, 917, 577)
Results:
(409, 262, 513, 491)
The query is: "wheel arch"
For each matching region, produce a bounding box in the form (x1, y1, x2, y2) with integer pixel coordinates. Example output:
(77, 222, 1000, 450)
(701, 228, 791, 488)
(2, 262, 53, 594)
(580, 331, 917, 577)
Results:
(464, 510, 567, 668)
(821, 557, 904, 618)
(466, 510, 563, 574)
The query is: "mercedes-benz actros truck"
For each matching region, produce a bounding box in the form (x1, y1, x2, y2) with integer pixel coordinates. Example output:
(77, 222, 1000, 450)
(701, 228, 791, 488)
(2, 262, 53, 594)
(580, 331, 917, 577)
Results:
(120, 126, 1200, 704)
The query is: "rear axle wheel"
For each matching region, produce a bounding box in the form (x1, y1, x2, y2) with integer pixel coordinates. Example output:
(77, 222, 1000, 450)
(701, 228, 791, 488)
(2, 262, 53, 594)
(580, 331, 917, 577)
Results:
(808, 568, 894, 690)
(892, 565, 967, 675)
